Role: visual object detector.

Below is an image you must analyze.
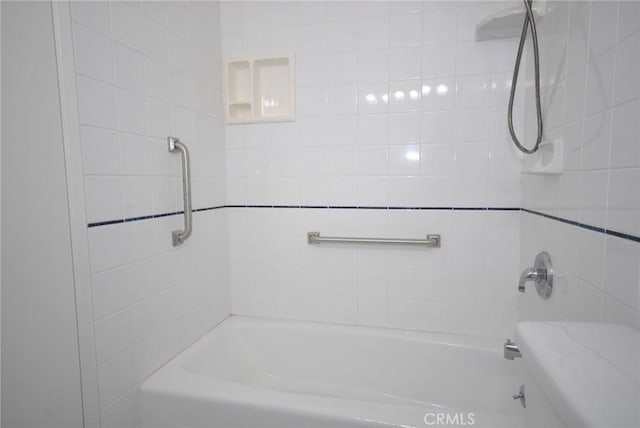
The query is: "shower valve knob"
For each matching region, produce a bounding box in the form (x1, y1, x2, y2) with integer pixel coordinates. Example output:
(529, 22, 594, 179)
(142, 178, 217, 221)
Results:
(518, 251, 553, 299)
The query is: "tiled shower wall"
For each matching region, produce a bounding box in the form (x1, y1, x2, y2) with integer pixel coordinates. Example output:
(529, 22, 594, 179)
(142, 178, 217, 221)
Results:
(223, 1, 526, 337)
(68, 2, 229, 426)
(519, 1, 640, 329)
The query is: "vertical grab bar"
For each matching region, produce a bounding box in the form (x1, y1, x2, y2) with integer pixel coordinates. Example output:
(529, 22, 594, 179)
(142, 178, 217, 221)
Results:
(168, 136, 192, 246)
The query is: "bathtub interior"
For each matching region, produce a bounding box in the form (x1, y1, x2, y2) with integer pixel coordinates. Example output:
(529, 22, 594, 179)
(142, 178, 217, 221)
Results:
(177, 317, 522, 415)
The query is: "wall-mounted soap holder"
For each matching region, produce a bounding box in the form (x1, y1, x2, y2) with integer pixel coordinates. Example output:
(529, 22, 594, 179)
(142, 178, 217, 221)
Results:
(225, 54, 295, 124)
(522, 139, 563, 175)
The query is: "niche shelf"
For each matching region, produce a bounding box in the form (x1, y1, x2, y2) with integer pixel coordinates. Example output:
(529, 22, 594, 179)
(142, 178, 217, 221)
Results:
(224, 55, 295, 124)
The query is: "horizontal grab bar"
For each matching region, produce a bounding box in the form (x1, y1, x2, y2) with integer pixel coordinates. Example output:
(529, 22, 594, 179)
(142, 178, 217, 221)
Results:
(307, 232, 440, 247)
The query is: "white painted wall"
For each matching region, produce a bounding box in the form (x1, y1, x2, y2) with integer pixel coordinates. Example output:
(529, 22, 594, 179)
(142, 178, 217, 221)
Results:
(1, 1, 3, 423)
(1, 1, 83, 427)
(1, 1, 3, 422)
(223, 1, 524, 338)
(520, 1, 640, 328)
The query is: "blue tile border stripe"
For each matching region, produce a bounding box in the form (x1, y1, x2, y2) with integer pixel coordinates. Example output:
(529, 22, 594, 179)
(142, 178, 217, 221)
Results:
(86, 205, 640, 244)
(87, 205, 519, 227)
(87, 206, 226, 228)
(521, 208, 640, 243)
(223, 205, 522, 211)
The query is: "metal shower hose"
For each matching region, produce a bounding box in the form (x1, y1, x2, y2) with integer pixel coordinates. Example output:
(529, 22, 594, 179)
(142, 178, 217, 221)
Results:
(508, 0, 543, 154)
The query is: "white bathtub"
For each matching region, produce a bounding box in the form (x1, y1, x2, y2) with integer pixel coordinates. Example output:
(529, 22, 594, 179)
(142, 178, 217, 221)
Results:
(139, 316, 525, 428)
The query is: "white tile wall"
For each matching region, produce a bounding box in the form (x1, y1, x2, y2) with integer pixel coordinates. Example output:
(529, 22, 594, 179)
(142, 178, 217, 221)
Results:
(65, 2, 640, 426)
(520, 1, 640, 330)
(223, 1, 523, 206)
(68, 2, 229, 427)
(221, 0, 524, 339)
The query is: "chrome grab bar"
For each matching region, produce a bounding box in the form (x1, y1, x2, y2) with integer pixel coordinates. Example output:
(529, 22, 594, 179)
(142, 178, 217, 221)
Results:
(307, 232, 440, 247)
(168, 136, 192, 246)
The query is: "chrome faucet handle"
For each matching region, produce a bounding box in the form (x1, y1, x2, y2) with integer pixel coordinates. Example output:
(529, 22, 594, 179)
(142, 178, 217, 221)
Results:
(518, 252, 553, 299)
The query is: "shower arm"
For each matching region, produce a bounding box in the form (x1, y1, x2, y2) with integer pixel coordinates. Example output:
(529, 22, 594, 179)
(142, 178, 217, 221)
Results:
(508, 0, 543, 155)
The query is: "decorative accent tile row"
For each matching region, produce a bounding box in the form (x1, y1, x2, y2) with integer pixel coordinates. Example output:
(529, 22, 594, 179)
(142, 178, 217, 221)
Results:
(521, 208, 640, 243)
(87, 205, 640, 244)
(87, 206, 225, 228)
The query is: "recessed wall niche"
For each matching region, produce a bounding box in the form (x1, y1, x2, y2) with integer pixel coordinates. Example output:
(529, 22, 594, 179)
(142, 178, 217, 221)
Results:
(224, 55, 295, 124)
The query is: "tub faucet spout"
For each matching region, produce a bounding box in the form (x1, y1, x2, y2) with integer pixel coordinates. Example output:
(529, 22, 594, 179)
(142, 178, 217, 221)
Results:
(504, 339, 522, 360)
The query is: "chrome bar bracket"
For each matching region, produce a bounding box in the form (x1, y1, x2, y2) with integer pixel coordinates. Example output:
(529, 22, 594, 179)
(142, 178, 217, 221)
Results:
(168, 136, 192, 246)
(307, 232, 440, 247)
